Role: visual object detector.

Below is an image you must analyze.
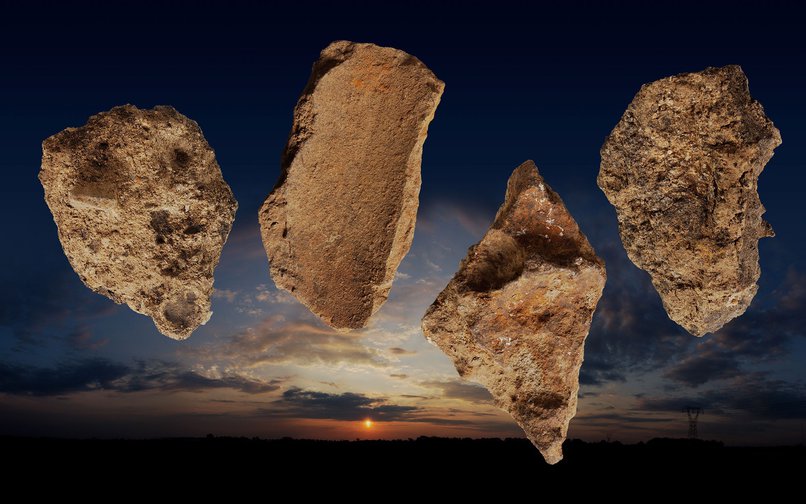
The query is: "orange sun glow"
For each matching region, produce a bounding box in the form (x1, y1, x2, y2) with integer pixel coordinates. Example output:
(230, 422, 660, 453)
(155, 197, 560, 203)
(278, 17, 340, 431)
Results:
(364, 419, 373, 429)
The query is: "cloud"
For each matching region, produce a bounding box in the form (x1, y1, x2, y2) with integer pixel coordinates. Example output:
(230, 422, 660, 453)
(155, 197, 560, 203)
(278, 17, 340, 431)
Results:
(0, 358, 282, 396)
(122, 361, 283, 395)
(263, 387, 418, 422)
(579, 358, 626, 386)
(660, 268, 806, 387)
(637, 374, 806, 420)
(663, 354, 741, 387)
(194, 315, 385, 368)
(0, 358, 129, 396)
(424, 259, 442, 272)
(216, 219, 267, 262)
(421, 379, 493, 403)
(417, 202, 492, 238)
(577, 412, 675, 424)
(0, 270, 119, 347)
(581, 242, 693, 385)
(212, 289, 238, 303)
(261, 387, 512, 431)
(68, 327, 109, 351)
(254, 284, 295, 305)
(388, 347, 416, 356)
(582, 237, 806, 389)
(405, 416, 477, 426)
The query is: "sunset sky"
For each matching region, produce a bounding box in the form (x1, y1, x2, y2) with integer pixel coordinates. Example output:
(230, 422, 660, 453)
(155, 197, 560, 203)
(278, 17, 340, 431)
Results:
(1, 1, 805, 446)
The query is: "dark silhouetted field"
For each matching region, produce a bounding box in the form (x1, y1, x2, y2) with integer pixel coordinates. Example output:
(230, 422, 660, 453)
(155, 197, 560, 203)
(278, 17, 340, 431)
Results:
(3, 435, 803, 489)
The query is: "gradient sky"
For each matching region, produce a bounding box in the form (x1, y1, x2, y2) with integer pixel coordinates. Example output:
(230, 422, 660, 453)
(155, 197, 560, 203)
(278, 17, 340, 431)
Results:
(1, 1, 805, 445)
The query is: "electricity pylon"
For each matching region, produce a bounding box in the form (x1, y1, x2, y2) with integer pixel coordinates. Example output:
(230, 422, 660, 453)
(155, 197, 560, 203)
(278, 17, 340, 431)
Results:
(682, 406, 703, 439)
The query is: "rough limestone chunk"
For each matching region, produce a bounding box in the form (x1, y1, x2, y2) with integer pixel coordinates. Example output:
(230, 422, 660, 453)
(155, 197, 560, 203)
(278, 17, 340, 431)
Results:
(599, 65, 781, 336)
(40, 105, 237, 340)
(260, 40, 444, 330)
(422, 161, 606, 464)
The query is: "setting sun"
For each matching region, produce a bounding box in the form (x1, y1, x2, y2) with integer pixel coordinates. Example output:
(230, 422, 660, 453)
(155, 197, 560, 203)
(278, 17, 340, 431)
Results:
(364, 419, 373, 429)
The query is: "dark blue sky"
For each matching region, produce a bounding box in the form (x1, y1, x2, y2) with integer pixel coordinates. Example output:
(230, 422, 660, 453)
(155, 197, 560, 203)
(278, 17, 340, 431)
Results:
(4, 1, 805, 276)
(1, 1, 805, 443)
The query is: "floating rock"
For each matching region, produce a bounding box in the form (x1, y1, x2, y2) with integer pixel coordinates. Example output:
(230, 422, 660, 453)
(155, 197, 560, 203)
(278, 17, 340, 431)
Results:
(599, 65, 781, 336)
(260, 41, 444, 330)
(421, 161, 606, 464)
(40, 105, 237, 339)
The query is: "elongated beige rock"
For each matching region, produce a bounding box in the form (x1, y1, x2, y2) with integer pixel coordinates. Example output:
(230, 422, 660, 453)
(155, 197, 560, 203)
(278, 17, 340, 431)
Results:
(260, 41, 444, 330)
(40, 105, 237, 339)
(599, 65, 781, 336)
(422, 161, 606, 464)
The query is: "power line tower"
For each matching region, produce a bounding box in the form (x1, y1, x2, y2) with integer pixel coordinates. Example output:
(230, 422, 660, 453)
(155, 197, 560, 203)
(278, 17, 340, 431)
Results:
(682, 406, 703, 439)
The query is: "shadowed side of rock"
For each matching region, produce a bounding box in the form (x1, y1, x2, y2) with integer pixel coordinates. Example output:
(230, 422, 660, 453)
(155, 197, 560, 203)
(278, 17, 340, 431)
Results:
(422, 160, 606, 464)
(40, 105, 237, 339)
(259, 40, 444, 330)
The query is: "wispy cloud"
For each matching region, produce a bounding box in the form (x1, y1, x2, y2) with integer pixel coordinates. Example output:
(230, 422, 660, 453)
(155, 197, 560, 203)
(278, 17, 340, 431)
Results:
(638, 373, 806, 420)
(256, 387, 513, 431)
(0, 358, 283, 396)
(582, 242, 693, 385)
(0, 271, 119, 348)
(388, 347, 416, 356)
(663, 354, 741, 387)
(68, 327, 109, 351)
(420, 379, 493, 404)
(259, 387, 418, 422)
(417, 202, 493, 238)
(660, 268, 806, 387)
(193, 315, 387, 368)
(212, 288, 238, 303)
(583, 243, 806, 390)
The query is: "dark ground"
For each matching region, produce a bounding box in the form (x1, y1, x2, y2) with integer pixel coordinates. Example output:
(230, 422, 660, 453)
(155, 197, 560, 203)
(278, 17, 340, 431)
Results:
(3, 436, 803, 491)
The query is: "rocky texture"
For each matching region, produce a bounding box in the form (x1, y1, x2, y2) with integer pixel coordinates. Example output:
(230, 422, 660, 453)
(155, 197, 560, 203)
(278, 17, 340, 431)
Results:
(260, 41, 444, 330)
(40, 105, 237, 339)
(422, 161, 606, 464)
(599, 65, 781, 336)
